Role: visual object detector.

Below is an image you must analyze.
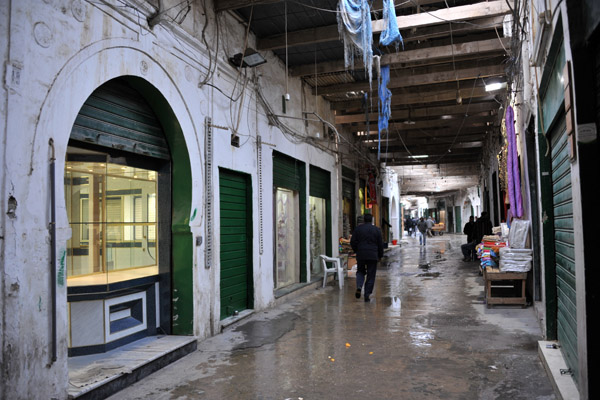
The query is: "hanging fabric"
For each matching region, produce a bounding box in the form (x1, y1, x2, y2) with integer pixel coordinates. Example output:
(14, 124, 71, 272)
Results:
(379, 0, 404, 50)
(337, 0, 374, 87)
(378, 64, 392, 160)
(505, 105, 523, 218)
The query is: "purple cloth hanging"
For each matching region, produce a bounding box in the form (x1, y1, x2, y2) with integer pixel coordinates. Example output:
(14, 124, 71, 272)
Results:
(506, 106, 523, 218)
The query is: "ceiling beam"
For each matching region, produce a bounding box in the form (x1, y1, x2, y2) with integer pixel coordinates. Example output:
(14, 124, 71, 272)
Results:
(292, 37, 509, 76)
(336, 101, 497, 124)
(215, 0, 280, 12)
(331, 85, 496, 110)
(258, 1, 510, 51)
(317, 64, 505, 96)
(347, 115, 492, 133)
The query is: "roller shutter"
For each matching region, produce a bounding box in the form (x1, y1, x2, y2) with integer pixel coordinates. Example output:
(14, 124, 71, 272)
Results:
(219, 169, 253, 319)
(70, 78, 170, 159)
(550, 119, 578, 379)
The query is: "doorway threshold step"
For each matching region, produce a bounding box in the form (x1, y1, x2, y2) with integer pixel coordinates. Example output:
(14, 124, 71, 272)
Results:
(68, 335, 197, 400)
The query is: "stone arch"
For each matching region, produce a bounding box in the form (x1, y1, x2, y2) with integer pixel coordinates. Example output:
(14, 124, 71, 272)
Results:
(32, 41, 202, 358)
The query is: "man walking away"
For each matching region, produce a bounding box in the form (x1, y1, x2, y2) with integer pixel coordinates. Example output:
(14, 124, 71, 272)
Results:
(350, 214, 384, 302)
(417, 217, 428, 246)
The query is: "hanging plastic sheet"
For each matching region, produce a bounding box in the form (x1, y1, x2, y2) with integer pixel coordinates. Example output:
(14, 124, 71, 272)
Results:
(378, 65, 392, 160)
(507, 219, 530, 249)
(337, 0, 374, 86)
(506, 105, 523, 217)
(379, 0, 404, 50)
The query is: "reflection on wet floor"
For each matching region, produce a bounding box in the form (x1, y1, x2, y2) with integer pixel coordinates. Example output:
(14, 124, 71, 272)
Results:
(110, 233, 556, 400)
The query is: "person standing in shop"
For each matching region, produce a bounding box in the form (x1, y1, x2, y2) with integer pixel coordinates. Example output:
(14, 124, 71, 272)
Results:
(351, 213, 384, 302)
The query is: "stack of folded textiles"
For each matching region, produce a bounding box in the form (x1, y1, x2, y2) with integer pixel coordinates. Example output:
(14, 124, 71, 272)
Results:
(499, 247, 533, 272)
(476, 235, 507, 269)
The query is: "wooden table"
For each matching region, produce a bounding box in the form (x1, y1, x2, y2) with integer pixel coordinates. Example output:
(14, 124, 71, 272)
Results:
(483, 267, 528, 308)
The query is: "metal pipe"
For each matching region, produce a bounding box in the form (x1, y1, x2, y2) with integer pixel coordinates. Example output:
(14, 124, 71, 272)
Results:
(49, 138, 57, 363)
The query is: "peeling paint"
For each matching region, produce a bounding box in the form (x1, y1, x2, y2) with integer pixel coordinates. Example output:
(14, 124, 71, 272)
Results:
(57, 248, 66, 287)
(6, 196, 17, 219)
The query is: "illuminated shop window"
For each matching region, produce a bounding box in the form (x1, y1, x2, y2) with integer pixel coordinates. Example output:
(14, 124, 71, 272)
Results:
(65, 159, 159, 286)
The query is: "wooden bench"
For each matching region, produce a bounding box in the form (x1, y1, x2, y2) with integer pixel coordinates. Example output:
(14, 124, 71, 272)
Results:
(483, 267, 528, 308)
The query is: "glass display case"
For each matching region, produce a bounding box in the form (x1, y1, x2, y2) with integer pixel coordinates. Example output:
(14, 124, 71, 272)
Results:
(65, 160, 159, 287)
(275, 188, 300, 288)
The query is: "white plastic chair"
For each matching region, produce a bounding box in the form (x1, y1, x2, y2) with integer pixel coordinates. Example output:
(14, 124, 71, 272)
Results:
(320, 255, 344, 289)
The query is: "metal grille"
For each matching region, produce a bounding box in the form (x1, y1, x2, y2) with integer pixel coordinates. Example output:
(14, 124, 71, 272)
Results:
(205, 117, 213, 269)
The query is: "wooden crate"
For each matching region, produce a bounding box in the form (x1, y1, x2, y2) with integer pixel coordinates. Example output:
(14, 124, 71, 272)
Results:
(483, 267, 528, 308)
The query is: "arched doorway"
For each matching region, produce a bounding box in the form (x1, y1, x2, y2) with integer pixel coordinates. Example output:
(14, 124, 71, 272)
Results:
(64, 77, 192, 356)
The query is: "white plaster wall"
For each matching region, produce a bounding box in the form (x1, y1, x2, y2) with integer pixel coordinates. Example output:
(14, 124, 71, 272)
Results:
(381, 168, 400, 240)
(1, 0, 350, 396)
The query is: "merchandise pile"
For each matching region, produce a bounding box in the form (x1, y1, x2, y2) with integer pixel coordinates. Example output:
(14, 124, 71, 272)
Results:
(499, 247, 533, 272)
(476, 235, 507, 269)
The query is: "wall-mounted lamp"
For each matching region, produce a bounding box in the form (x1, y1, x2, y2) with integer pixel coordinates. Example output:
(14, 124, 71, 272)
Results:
(229, 48, 267, 68)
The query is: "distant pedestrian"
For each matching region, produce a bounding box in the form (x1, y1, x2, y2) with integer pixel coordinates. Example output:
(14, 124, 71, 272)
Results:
(405, 217, 414, 237)
(461, 212, 492, 261)
(426, 216, 435, 237)
(417, 217, 428, 246)
(461, 216, 475, 261)
(350, 214, 384, 302)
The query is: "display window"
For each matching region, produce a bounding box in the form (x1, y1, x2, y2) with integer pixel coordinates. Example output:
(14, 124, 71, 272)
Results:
(65, 155, 159, 287)
(275, 187, 300, 288)
(309, 196, 327, 275)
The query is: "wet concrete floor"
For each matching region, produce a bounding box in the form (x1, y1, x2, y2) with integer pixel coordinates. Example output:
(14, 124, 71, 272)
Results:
(109, 234, 555, 400)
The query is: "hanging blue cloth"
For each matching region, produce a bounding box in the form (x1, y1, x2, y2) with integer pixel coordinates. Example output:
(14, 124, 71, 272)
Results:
(379, 0, 404, 50)
(337, 0, 374, 86)
(378, 65, 392, 160)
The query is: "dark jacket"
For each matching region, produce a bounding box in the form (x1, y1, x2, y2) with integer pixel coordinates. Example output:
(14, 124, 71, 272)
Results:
(350, 223, 384, 261)
(473, 216, 492, 244)
(463, 221, 475, 243)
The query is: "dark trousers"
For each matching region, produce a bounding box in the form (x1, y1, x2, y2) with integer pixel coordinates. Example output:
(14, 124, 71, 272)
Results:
(356, 260, 378, 296)
(461, 242, 476, 259)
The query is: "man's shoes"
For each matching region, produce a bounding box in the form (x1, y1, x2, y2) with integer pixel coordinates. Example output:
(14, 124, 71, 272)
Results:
(355, 289, 361, 299)
(364, 295, 370, 302)
(463, 257, 469, 261)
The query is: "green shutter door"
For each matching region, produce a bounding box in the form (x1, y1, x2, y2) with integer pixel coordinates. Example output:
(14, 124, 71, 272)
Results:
(220, 169, 253, 319)
(70, 78, 170, 160)
(550, 120, 578, 380)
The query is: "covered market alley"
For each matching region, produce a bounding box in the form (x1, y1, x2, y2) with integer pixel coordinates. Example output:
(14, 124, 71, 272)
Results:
(105, 234, 556, 400)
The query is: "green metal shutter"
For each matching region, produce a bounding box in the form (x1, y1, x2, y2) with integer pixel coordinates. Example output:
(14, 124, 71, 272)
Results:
(273, 152, 303, 191)
(309, 166, 330, 199)
(70, 78, 170, 159)
(273, 151, 307, 282)
(219, 169, 253, 319)
(550, 120, 578, 379)
(342, 180, 354, 200)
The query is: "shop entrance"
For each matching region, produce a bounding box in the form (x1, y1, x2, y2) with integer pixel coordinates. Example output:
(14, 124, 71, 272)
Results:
(64, 77, 192, 355)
